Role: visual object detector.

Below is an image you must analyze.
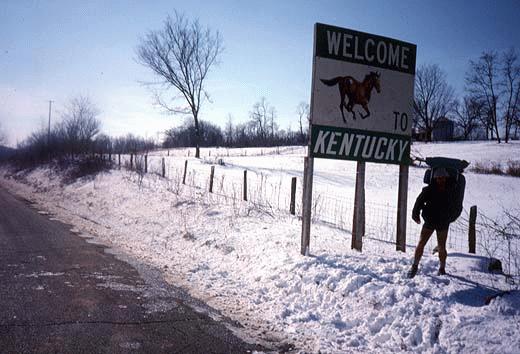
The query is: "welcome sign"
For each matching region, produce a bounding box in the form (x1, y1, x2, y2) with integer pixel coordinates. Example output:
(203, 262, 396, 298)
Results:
(310, 23, 416, 165)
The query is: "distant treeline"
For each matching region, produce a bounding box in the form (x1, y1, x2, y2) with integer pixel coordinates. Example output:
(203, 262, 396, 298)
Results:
(413, 48, 520, 143)
(164, 97, 308, 148)
(9, 95, 311, 167)
(10, 97, 156, 167)
(163, 119, 307, 149)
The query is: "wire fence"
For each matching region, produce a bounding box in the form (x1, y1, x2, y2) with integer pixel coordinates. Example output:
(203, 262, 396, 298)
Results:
(117, 153, 473, 251)
(110, 151, 518, 281)
(309, 192, 472, 253)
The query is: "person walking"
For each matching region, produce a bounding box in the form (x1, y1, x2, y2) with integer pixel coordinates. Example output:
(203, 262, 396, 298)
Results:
(408, 167, 457, 278)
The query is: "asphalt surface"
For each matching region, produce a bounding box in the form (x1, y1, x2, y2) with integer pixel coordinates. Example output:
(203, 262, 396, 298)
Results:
(0, 185, 268, 354)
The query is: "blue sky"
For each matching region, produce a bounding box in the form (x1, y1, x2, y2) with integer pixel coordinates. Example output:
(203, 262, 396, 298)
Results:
(1, 0, 519, 146)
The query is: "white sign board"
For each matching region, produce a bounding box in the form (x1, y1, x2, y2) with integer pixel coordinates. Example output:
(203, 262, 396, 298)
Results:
(310, 23, 416, 165)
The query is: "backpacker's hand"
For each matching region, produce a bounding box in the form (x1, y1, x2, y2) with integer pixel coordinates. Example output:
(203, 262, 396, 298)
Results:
(412, 215, 420, 224)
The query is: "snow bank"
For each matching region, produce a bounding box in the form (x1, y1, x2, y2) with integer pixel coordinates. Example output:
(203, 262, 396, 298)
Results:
(2, 162, 518, 353)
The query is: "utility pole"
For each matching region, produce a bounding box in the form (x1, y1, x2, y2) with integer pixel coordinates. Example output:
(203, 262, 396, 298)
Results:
(47, 100, 53, 145)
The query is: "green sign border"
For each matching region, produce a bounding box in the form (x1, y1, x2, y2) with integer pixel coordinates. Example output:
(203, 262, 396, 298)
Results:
(315, 23, 417, 75)
(310, 124, 411, 165)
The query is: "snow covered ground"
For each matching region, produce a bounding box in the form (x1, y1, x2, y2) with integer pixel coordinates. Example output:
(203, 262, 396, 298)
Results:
(1, 141, 519, 353)
(143, 141, 520, 256)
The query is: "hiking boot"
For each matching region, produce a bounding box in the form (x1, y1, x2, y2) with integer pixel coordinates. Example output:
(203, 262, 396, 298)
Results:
(437, 268, 446, 276)
(407, 264, 418, 278)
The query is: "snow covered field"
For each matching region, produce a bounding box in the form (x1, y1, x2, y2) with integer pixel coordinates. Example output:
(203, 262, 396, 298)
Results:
(144, 141, 520, 255)
(1, 141, 519, 353)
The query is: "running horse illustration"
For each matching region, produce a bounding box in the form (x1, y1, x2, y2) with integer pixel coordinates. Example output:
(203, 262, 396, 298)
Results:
(320, 71, 381, 122)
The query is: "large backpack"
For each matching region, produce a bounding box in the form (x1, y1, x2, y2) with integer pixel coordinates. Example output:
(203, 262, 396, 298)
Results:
(423, 157, 469, 222)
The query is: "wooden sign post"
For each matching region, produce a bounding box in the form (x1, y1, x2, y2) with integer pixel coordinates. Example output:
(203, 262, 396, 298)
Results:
(351, 162, 365, 251)
(396, 164, 409, 252)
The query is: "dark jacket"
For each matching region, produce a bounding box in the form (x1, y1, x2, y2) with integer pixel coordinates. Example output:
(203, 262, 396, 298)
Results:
(412, 182, 459, 229)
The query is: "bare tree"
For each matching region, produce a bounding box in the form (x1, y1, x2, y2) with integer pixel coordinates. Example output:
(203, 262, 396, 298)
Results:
(296, 102, 310, 143)
(268, 106, 277, 138)
(249, 97, 277, 144)
(514, 93, 520, 139)
(454, 95, 483, 140)
(249, 97, 269, 141)
(224, 114, 234, 147)
(12, 97, 101, 163)
(61, 96, 101, 157)
(113, 134, 155, 154)
(466, 51, 502, 142)
(136, 12, 223, 158)
(0, 122, 6, 146)
(501, 48, 520, 143)
(413, 64, 456, 141)
(94, 134, 112, 155)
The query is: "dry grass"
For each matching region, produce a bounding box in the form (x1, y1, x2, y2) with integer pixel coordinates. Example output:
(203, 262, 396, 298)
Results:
(506, 161, 520, 177)
(63, 156, 111, 184)
(471, 162, 504, 175)
(471, 160, 520, 177)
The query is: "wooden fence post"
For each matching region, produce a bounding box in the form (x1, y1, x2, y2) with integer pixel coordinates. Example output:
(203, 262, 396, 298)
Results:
(396, 164, 409, 252)
(469, 205, 477, 254)
(109, 152, 112, 162)
(161, 158, 165, 178)
(243, 170, 248, 201)
(209, 166, 215, 193)
(144, 155, 148, 173)
(290, 177, 297, 215)
(182, 160, 188, 184)
(118, 154, 121, 168)
(130, 154, 133, 170)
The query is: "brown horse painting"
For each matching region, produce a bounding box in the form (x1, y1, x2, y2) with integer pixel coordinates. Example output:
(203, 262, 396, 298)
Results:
(321, 71, 381, 122)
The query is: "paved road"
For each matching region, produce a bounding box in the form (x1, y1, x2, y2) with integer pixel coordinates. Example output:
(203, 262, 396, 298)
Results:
(0, 186, 267, 354)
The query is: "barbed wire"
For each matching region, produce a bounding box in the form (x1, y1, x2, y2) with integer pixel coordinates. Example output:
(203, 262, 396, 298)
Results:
(118, 153, 518, 280)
